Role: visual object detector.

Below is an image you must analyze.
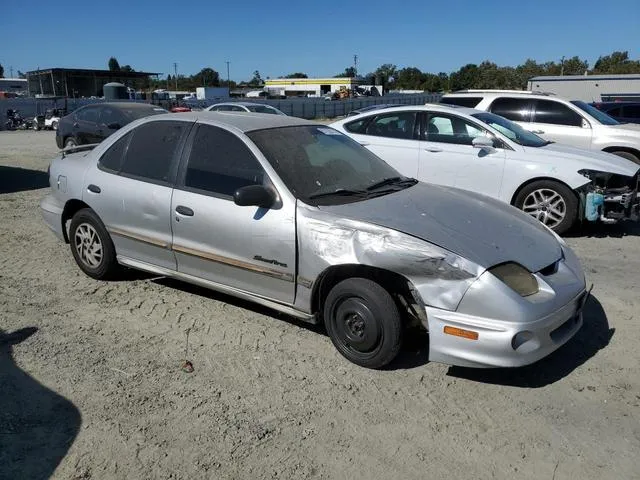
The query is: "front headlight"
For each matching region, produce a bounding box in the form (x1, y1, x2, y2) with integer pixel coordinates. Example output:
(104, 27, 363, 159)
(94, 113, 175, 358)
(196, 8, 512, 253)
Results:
(488, 262, 539, 297)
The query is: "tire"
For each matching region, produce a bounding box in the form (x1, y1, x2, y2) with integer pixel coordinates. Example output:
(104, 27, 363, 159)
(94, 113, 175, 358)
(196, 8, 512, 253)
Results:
(52, 120, 58, 131)
(514, 180, 578, 235)
(69, 208, 120, 280)
(64, 137, 77, 148)
(33, 122, 39, 131)
(323, 278, 403, 369)
(610, 150, 640, 165)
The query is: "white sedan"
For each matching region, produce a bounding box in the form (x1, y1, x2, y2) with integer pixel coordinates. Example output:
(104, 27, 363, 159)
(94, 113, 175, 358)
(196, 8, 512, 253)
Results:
(331, 105, 639, 234)
(205, 102, 286, 115)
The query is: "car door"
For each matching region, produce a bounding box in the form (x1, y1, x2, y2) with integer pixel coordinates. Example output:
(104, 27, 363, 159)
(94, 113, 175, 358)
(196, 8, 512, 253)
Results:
(419, 112, 506, 198)
(73, 106, 102, 144)
(82, 120, 191, 270)
(97, 106, 126, 142)
(529, 99, 592, 149)
(171, 124, 296, 304)
(342, 111, 420, 178)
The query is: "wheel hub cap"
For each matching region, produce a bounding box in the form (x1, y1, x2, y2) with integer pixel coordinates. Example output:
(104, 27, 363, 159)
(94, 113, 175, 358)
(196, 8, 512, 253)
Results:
(522, 188, 566, 228)
(74, 223, 103, 268)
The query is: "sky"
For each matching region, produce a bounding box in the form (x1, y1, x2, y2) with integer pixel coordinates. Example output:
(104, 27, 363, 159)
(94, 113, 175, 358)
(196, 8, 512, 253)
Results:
(2, 0, 639, 81)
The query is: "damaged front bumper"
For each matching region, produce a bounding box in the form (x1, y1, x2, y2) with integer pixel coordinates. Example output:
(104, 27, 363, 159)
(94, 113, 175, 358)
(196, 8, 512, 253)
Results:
(579, 170, 640, 224)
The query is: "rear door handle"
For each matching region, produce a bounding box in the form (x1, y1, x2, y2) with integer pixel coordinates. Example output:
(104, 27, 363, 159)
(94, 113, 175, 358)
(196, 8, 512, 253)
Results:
(531, 130, 545, 134)
(175, 205, 194, 216)
(359, 141, 370, 146)
(424, 147, 443, 152)
(87, 184, 101, 193)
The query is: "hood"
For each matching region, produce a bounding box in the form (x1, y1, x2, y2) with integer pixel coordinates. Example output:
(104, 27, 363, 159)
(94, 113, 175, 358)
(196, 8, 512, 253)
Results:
(601, 122, 640, 138)
(319, 183, 562, 272)
(532, 143, 640, 177)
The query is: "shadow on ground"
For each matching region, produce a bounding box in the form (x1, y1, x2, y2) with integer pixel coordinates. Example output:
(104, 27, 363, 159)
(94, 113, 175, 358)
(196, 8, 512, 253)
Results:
(447, 295, 613, 388)
(157, 277, 430, 369)
(0, 166, 49, 194)
(0, 327, 81, 480)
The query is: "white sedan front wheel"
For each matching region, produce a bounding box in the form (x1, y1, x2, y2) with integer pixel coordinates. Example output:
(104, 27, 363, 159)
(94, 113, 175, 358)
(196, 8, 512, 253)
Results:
(514, 180, 578, 235)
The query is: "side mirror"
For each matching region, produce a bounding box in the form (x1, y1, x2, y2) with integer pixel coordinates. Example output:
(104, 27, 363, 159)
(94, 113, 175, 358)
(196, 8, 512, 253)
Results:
(107, 122, 121, 130)
(472, 136, 495, 150)
(233, 185, 275, 209)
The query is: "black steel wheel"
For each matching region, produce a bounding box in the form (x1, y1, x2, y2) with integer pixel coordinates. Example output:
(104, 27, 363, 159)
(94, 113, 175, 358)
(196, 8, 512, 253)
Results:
(324, 278, 402, 369)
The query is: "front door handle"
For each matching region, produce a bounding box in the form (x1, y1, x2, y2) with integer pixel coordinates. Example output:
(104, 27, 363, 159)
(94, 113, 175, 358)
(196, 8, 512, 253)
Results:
(359, 141, 370, 146)
(175, 205, 194, 216)
(424, 147, 443, 152)
(87, 184, 101, 193)
(531, 130, 545, 134)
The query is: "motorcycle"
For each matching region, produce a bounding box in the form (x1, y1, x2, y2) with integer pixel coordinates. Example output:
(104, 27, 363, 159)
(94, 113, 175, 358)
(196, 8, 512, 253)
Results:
(5, 109, 33, 130)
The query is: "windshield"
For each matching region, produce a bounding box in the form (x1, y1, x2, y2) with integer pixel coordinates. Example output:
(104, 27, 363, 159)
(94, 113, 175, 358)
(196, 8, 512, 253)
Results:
(247, 126, 412, 205)
(472, 112, 549, 147)
(571, 101, 620, 125)
(246, 105, 283, 115)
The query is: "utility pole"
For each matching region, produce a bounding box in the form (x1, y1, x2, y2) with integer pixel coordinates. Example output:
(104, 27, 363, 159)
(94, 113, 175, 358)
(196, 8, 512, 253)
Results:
(9, 66, 13, 78)
(173, 62, 178, 90)
(353, 54, 358, 77)
(560, 56, 565, 76)
(225, 61, 230, 97)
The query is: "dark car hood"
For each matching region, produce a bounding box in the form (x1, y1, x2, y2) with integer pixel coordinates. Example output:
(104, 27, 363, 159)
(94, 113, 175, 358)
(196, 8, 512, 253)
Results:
(318, 183, 562, 272)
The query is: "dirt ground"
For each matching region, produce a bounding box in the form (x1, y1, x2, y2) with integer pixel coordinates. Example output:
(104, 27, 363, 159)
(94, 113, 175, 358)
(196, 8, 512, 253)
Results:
(0, 130, 639, 480)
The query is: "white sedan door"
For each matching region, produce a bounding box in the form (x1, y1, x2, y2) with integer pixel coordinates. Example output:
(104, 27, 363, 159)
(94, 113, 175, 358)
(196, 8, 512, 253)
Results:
(343, 111, 421, 178)
(419, 112, 506, 198)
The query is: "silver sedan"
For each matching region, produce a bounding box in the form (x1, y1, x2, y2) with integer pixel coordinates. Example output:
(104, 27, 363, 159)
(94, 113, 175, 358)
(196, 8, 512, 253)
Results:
(40, 111, 587, 369)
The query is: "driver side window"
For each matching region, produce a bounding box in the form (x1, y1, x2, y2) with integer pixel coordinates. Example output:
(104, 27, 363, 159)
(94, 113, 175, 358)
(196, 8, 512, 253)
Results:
(425, 114, 489, 146)
(182, 125, 265, 198)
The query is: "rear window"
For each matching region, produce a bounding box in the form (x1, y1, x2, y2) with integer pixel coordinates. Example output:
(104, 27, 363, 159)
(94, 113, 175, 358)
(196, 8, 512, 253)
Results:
(120, 106, 168, 121)
(440, 96, 483, 108)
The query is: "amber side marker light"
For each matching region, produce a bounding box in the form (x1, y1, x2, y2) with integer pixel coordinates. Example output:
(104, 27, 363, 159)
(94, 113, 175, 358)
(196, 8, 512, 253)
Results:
(444, 326, 479, 340)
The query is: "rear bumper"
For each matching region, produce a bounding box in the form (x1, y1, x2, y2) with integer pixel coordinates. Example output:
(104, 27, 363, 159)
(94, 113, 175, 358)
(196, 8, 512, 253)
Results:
(40, 194, 65, 242)
(427, 290, 587, 368)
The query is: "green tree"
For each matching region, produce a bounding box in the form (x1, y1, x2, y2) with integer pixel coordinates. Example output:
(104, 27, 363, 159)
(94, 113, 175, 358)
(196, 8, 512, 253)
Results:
(593, 51, 640, 74)
(108, 57, 120, 71)
(0, 63, 4, 78)
(450, 64, 480, 90)
(249, 70, 263, 86)
(374, 64, 398, 90)
(284, 72, 308, 78)
(335, 67, 357, 78)
(395, 67, 425, 90)
(194, 67, 220, 87)
(120, 65, 135, 73)
(560, 56, 589, 75)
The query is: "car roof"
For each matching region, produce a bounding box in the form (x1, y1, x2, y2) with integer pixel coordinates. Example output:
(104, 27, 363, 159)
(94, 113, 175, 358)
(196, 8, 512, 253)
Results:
(212, 102, 277, 108)
(146, 111, 315, 133)
(82, 102, 162, 110)
(339, 104, 483, 118)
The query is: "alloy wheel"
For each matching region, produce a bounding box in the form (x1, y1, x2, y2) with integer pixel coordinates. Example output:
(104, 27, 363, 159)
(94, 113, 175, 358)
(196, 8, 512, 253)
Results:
(74, 223, 103, 269)
(522, 188, 566, 228)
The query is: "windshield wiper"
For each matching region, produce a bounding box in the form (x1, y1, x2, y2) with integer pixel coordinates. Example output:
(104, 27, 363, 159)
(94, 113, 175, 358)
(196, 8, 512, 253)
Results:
(308, 188, 368, 200)
(366, 176, 417, 191)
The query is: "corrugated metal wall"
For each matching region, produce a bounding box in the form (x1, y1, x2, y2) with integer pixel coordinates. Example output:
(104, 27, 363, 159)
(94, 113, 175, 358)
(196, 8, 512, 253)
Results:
(527, 78, 640, 101)
(0, 93, 442, 130)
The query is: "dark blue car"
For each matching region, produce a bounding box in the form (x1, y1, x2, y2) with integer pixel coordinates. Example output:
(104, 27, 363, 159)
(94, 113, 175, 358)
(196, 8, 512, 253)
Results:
(591, 102, 640, 124)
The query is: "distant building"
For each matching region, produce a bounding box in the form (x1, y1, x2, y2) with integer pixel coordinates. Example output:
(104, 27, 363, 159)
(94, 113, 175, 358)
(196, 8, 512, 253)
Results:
(0, 78, 28, 96)
(527, 73, 640, 102)
(264, 77, 364, 97)
(26, 68, 161, 98)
